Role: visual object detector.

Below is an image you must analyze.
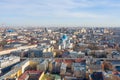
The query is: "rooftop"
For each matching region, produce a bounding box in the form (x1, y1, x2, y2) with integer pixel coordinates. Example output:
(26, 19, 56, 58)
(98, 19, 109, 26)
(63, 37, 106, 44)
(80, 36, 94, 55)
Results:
(18, 70, 43, 80)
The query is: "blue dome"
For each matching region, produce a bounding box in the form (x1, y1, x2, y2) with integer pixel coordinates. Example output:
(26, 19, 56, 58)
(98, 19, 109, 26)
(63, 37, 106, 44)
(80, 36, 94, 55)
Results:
(62, 34, 67, 40)
(7, 29, 14, 32)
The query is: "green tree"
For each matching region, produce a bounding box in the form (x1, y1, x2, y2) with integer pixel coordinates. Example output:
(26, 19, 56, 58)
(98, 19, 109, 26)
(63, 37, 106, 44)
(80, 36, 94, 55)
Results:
(0, 40, 7, 47)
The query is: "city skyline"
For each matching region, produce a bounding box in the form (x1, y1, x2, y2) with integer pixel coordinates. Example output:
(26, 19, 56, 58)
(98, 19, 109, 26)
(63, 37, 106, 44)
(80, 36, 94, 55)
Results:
(0, 0, 120, 26)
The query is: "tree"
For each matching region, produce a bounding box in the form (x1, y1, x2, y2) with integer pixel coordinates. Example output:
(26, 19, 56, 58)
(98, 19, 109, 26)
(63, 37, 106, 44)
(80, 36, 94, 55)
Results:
(0, 40, 7, 49)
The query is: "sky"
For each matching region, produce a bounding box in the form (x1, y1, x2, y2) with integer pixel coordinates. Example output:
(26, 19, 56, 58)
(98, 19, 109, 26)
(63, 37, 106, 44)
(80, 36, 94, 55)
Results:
(0, 0, 120, 27)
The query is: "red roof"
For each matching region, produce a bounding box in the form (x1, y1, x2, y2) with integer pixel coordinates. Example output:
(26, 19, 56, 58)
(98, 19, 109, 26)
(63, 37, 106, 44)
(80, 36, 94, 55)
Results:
(63, 59, 73, 64)
(18, 70, 43, 80)
(75, 58, 85, 63)
(55, 59, 63, 63)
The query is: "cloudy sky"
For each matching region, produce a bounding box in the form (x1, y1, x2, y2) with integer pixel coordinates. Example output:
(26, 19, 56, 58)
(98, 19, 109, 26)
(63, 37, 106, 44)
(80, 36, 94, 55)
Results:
(0, 0, 120, 26)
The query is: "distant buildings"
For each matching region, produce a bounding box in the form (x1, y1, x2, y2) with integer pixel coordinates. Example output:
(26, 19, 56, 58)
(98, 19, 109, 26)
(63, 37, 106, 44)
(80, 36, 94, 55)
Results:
(0, 27, 120, 80)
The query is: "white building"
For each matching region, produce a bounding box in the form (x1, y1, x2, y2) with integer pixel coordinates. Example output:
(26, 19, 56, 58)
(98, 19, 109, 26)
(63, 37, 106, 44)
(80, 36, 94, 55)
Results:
(0, 56, 20, 69)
